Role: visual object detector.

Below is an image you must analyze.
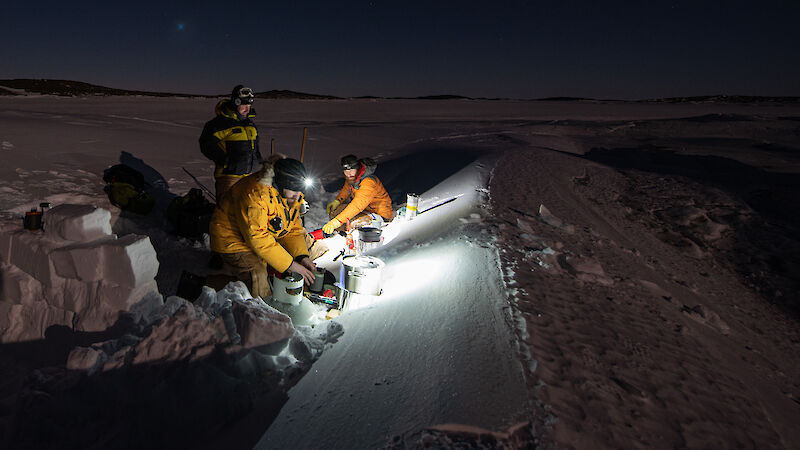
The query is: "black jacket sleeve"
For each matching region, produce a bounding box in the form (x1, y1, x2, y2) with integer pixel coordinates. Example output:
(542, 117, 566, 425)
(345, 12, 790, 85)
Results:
(199, 121, 226, 166)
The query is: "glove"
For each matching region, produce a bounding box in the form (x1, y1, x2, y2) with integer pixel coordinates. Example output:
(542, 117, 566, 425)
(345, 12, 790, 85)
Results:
(326, 199, 341, 216)
(322, 218, 342, 235)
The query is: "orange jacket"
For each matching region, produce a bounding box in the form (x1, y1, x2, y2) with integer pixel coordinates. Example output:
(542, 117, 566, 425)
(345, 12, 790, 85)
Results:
(210, 165, 308, 272)
(334, 163, 393, 223)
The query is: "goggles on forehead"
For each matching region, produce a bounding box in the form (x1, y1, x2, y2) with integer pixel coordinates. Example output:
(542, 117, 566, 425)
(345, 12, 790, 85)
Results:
(234, 87, 255, 105)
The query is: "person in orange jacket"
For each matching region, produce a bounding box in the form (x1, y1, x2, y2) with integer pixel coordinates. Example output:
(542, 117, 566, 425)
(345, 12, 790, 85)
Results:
(210, 156, 316, 298)
(322, 155, 393, 234)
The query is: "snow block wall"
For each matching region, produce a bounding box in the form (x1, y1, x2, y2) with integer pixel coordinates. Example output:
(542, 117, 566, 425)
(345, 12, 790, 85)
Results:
(0, 204, 159, 342)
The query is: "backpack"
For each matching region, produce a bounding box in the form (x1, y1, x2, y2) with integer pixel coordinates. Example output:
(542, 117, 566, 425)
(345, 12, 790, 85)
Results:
(103, 164, 154, 215)
(167, 188, 216, 239)
(103, 164, 146, 191)
(360, 157, 377, 176)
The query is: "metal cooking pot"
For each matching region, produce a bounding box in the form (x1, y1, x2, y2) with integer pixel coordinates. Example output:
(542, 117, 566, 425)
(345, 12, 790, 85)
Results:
(355, 226, 382, 255)
(340, 255, 384, 295)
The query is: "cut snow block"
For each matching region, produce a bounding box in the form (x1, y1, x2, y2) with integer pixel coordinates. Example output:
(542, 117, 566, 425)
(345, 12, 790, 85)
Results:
(102, 234, 159, 288)
(45, 277, 94, 312)
(71, 280, 159, 332)
(44, 204, 112, 243)
(0, 262, 44, 305)
(6, 229, 59, 287)
(231, 298, 295, 350)
(0, 302, 74, 343)
(0, 222, 15, 264)
(49, 235, 117, 281)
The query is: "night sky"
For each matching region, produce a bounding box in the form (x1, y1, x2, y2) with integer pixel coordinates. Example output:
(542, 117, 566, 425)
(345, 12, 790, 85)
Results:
(2, 1, 799, 99)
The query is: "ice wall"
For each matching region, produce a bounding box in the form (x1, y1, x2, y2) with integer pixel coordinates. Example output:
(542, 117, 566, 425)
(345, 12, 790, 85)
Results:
(0, 204, 159, 342)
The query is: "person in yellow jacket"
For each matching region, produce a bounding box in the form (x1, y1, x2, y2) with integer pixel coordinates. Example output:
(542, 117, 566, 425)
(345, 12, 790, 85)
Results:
(199, 85, 263, 199)
(210, 156, 315, 298)
(323, 155, 393, 234)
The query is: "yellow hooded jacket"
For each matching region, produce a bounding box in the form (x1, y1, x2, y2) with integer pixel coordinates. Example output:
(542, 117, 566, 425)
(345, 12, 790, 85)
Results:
(210, 164, 308, 273)
(199, 100, 263, 180)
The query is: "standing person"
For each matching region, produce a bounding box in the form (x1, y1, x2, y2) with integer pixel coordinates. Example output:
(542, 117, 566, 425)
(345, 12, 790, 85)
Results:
(199, 84, 263, 200)
(210, 156, 315, 299)
(322, 154, 393, 234)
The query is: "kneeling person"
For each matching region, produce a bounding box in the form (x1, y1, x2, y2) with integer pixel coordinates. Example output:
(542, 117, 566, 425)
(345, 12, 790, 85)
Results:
(210, 157, 315, 298)
(323, 155, 393, 234)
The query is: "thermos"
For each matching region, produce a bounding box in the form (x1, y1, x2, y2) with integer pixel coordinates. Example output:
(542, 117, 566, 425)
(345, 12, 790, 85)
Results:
(405, 193, 419, 220)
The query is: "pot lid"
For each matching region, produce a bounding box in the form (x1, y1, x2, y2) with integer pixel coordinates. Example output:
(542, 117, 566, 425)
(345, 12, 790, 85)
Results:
(342, 255, 384, 269)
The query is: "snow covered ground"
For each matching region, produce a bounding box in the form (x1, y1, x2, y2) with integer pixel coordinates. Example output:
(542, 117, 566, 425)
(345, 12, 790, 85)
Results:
(1, 95, 799, 449)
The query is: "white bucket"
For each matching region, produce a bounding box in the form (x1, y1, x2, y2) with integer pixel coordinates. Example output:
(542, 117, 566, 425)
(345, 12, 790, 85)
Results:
(270, 272, 304, 305)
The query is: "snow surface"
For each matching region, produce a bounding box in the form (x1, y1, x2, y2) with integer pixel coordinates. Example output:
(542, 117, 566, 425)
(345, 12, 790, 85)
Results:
(257, 154, 530, 448)
(1, 95, 800, 449)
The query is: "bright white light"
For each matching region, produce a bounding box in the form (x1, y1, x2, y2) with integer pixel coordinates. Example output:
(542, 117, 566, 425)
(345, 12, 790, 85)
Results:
(304, 177, 314, 187)
(339, 246, 456, 312)
(381, 247, 454, 297)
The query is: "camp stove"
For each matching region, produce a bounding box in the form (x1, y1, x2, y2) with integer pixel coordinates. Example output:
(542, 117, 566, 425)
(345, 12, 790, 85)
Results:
(269, 271, 304, 305)
(23, 202, 51, 231)
(354, 226, 382, 255)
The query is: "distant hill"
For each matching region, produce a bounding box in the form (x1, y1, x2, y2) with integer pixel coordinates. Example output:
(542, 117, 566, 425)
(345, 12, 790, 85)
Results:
(412, 94, 472, 100)
(255, 89, 339, 100)
(645, 95, 800, 104)
(2, 79, 797, 103)
(0, 79, 198, 97)
(0, 79, 339, 100)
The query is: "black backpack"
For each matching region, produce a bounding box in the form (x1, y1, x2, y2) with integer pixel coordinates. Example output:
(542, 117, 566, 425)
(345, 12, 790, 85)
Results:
(167, 188, 216, 239)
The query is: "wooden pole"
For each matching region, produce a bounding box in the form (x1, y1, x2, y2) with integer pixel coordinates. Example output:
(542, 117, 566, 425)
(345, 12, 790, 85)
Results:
(300, 127, 308, 162)
(270, 138, 275, 156)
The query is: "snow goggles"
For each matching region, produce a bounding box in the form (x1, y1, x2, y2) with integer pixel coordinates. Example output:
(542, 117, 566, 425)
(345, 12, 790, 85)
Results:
(234, 87, 254, 105)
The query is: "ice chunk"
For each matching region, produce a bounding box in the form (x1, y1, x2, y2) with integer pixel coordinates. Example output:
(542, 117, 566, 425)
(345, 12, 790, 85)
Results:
(233, 351, 294, 378)
(66, 346, 107, 374)
(127, 290, 167, 325)
(102, 234, 159, 288)
(0, 301, 73, 343)
(0, 262, 44, 305)
(0, 223, 13, 264)
(288, 321, 344, 364)
(44, 204, 112, 242)
(231, 297, 294, 350)
(49, 236, 115, 281)
(86, 280, 159, 329)
(538, 204, 575, 234)
(5, 229, 59, 287)
(131, 304, 228, 365)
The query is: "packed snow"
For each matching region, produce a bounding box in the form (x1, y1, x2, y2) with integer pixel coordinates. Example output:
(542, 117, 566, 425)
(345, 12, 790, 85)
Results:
(1, 95, 799, 449)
